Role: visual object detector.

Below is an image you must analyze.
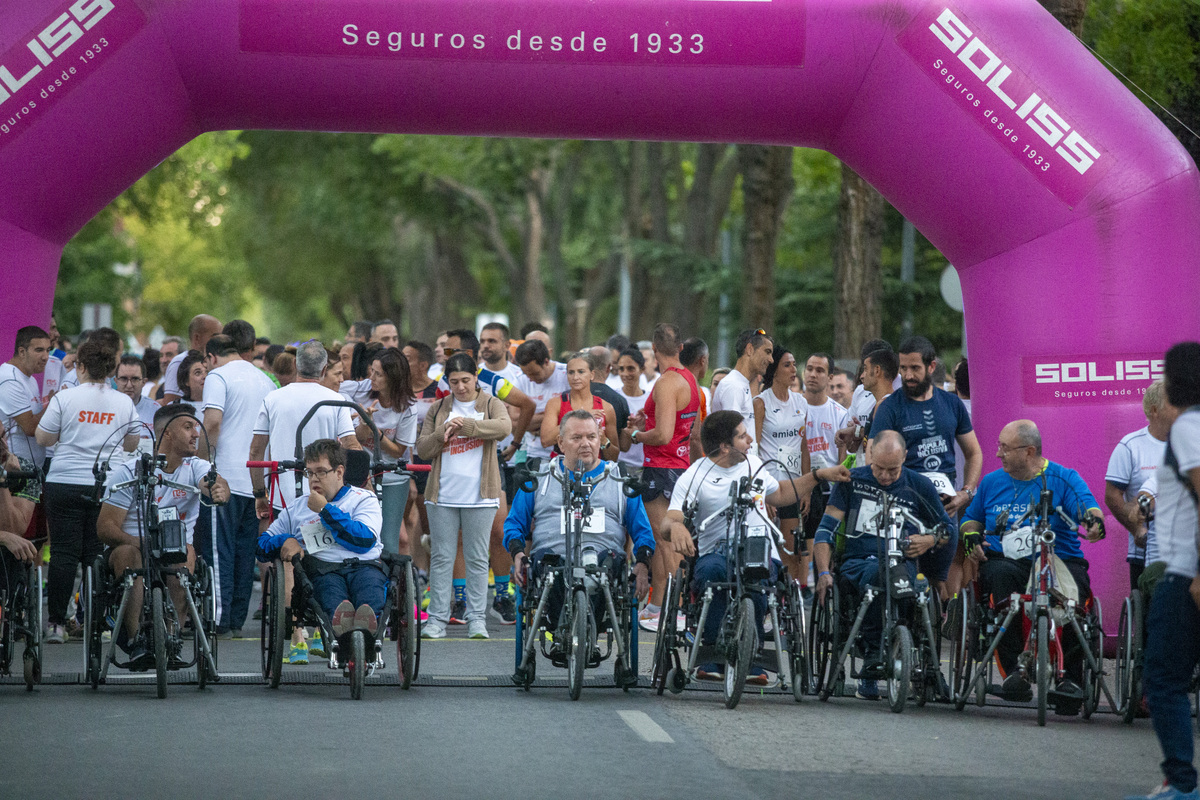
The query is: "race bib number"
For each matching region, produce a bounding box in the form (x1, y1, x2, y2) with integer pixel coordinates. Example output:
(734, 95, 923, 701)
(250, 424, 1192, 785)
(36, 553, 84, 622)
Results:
(300, 520, 336, 554)
(1002, 525, 1036, 560)
(778, 445, 804, 474)
(561, 505, 605, 536)
(854, 498, 881, 536)
(921, 471, 956, 498)
(156, 505, 179, 523)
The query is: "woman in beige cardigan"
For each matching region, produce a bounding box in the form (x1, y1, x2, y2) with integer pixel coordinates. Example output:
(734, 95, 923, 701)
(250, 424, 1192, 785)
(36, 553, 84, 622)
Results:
(416, 353, 511, 640)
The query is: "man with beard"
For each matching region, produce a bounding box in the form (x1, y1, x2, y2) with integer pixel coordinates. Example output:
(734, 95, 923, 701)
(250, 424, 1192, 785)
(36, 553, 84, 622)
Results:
(869, 336, 981, 518)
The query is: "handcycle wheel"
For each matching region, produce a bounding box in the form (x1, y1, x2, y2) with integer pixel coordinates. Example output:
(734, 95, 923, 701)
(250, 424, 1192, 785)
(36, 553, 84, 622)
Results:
(196, 560, 216, 691)
(397, 560, 418, 690)
(259, 565, 274, 680)
(152, 587, 168, 700)
(812, 581, 840, 701)
(567, 588, 588, 701)
(24, 562, 42, 690)
(886, 624, 913, 714)
(349, 630, 365, 700)
(84, 559, 103, 690)
(1036, 614, 1049, 727)
(787, 581, 807, 702)
(723, 597, 756, 710)
(1082, 599, 1104, 720)
(651, 568, 682, 696)
(267, 561, 286, 689)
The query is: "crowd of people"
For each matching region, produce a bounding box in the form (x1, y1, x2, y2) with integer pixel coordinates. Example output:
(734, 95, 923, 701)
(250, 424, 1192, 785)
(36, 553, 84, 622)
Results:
(1, 312, 1198, 799)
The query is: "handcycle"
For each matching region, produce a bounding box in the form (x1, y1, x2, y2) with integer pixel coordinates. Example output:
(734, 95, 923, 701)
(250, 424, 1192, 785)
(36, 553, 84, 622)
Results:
(0, 460, 43, 690)
(950, 483, 1114, 726)
(650, 473, 809, 709)
(810, 492, 949, 713)
(250, 399, 429, 699)
(511, 458, 641, 701)
(1114, 492, 1155, 724)
(82, 423, 221, 699)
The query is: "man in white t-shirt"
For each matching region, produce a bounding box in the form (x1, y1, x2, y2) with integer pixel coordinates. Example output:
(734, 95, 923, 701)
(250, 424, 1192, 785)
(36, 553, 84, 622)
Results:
(1106, 379, 1171, 591)
(1137, 342, 1200, 800)
(711, 328, 774, 456)
(161, 314, 222, 405)
(0, 325, 52, 468)
(836, 339, 893, 462)
(202, 333, 277, 635)
(514, 339, 569, 462)
(798, 352, 850, 600)
(41, 314, 66, 405)
(115, 354, 159, 449)
(249, 341, 362, 522)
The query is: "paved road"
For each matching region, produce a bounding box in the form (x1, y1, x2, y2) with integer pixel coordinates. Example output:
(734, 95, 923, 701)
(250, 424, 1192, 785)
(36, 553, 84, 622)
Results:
(0, 601, 1172, 799)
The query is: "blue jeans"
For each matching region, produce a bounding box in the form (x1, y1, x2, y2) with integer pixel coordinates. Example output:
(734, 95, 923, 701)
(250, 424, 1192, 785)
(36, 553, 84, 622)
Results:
(692, 551, 775, 646)
(840, 556, 917, 662)
(1145, 573, 1200, 792)
(215, 495, 258, 630)
(310, 563, 388, 621)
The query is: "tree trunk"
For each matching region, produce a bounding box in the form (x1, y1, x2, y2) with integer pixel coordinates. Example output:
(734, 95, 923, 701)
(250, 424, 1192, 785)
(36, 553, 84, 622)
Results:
(737, 145, 794, 333)
(832, 164, 885, 360)
(1038, 0, 1088, 35)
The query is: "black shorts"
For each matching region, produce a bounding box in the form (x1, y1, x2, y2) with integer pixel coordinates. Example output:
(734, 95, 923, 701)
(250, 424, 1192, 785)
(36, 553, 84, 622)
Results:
(800, 481, 830, 540)
(641, 467, 687, 503)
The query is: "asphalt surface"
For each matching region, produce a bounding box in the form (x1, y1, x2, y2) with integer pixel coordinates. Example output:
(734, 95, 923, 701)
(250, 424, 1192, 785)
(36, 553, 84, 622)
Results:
(0, 588, 1174, 800)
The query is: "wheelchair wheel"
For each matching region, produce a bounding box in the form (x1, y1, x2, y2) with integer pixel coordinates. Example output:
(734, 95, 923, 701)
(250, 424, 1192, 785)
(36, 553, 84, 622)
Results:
(84, 559, 104, 690)
(196, 560, 216, 691)
(1118, 593, 1143, 724)
(812, 582, 841, 701)
(259, 566, 274, 680)
(152, 587, 168, 700)
(950, 592, 975, 711)
(1082, 599, 1104, 720)
(567, 588, 588, 701)
(349, 630, 365, 700)
(1036, 614, 1049, 727)
(266, 562, 287, 689)
(24, 563, 42, 690)
(723, 597, 756, 710)
(396, 560, 418, 690)
(886, 624, 913, 714)
(651, 568, 682, 696)
(786, 580, 808, 702)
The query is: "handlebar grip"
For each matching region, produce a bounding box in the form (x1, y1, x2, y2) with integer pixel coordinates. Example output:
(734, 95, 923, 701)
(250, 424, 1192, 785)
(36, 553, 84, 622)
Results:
(0, 470, 38, 480)
(405, 464, 432, 473)
(246, 461, 278, 469)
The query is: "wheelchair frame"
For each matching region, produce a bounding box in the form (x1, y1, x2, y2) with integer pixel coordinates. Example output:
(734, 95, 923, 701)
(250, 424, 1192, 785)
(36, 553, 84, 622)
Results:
(0, 558, 42, 690)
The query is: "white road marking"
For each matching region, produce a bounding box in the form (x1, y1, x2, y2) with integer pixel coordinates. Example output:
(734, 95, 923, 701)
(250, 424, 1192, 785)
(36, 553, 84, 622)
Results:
(617, 710, 674, 743)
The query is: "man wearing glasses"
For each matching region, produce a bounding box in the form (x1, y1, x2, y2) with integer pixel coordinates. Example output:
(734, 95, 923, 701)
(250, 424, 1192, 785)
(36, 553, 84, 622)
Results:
(114, 354, 161, 452)
(257, 439, 387, 638)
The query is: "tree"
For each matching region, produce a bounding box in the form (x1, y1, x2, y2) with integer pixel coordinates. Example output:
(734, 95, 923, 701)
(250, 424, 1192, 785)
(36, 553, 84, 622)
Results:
(737, 145, 794, 331)
(832, 165, 885, 360)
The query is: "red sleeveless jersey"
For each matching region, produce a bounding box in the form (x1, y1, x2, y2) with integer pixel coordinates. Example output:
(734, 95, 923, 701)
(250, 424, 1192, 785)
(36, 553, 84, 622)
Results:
(643, 367, 700, 468)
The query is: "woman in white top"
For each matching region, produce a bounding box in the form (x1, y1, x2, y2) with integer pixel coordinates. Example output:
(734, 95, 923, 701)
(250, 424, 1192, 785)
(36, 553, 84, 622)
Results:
(357, 348, 417, 557)
(415, 353, 511, 640)
(615, 347, 649, 475)
(177, 349, 208, 406)
(35, 341, 139, 643)
(753, 347, 811, 582)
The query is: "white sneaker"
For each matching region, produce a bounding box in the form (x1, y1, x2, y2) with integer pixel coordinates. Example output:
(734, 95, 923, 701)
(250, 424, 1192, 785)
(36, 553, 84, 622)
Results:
(45, 623, 66, 644)
(421, 622, 447, 640)
(638, 606, 660, 633)
(468, 620, 489, 640)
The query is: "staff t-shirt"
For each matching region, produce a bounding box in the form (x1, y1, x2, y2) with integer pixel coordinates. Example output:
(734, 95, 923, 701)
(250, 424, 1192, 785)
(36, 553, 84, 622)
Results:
(432, 398, 496, 508)
(1156, 409, 1200, 579)
(0, 363, 45, 464)
(253, 381, 356, 506)
(668, 454, 780, 557)
(104, 455, 211, 543)
(367, 401, 419, 485)
(870, 386, 972, 482)
(1105, 425, 1166, 562)
(756, 388, 806, 480)
(204, 359, 277, 498)
(803, 395, 849, 470)
(712, 369, 756, 455)
(39, 382, 138, 485)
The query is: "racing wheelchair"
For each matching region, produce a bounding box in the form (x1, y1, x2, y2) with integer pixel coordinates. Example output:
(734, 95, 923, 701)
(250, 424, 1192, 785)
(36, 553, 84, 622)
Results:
(650, 473, 809, 709)
(511, 459, 641, 701)
(949, 486, 1113, 726)
(0, 457, 43, 690)
(251, 399, 428, 699)
(809, 492, 948, 713)
(82, 427, 221, 699)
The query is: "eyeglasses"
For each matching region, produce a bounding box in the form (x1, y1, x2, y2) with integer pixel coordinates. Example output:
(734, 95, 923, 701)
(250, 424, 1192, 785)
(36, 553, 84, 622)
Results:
(114, 376, 142, 385)
(303, 467, 336, 479)
(997, 442, 1031, 454)
(443, 347, 461, 356)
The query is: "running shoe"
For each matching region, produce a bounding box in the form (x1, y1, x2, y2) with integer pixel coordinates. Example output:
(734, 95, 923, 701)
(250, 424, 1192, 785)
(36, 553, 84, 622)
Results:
(421, 585, 431, 611)
(252, 606, 263, 621)
(449, 600, 468, 625)
(309, 630, 327, 659)
(354, 604, 378, 636)
(696, 662, 724, 681)
(1001, 672, 1033, 703)
(467, 620, 489, 639)
(801, 585, 813, 606)
(287, 641, 309, 665)
(856, 679, 881, 700)
(1125, 784, 1200, 800)
(44, 623, 66, 644)
(421, 622, 447, 640)
(491, 592, 517, 625)
(126, 637, 154, 671)
(638, 605, 661, 633)
(331, 600, 356, 637)
(746, 666, 769, 687)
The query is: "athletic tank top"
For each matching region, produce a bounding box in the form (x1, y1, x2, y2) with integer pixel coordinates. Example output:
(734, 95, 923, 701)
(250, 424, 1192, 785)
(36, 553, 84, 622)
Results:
(643, 367, 700, 469)
(756, 388, 807, 480)
(555, 391, 606, 431)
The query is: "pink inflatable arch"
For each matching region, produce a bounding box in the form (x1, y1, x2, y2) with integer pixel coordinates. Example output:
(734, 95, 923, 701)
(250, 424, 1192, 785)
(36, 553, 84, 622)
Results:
(2, 0, 1198, 624)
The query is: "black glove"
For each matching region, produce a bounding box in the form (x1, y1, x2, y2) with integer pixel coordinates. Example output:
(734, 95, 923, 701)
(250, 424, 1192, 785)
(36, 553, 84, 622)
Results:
(962, 529, 984, 555)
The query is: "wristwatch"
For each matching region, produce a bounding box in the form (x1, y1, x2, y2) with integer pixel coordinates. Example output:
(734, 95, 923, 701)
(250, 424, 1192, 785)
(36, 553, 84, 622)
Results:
(253, 488, 266, 499)
(630, 430, 639, 445)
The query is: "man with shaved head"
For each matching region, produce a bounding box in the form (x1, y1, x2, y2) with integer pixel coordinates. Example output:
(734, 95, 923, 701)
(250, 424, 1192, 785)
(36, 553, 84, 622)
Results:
(960, 418, 1104, 714)
(162, 314, 222, 405)
(813, 429, 955, 700)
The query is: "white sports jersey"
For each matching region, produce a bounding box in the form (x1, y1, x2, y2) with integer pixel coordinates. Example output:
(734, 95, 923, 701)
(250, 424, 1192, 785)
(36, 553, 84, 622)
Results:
(1155, 410, 1200, 579)
(205, 360, 277, 498)
(756, 388, 807, 480)
(253, 382, 356, 506)
(516, 362, 568, 459)
(1106, 425, 1166, 561)
(266, 485, 383, 563)
(712, 369, 756, 455)
(803, 395, 849, 470)
(848, 384, 879, 460)
(0, 362, 45, 464)
(669, 454, 780, 557)
(618, 388, 650, 470)
(103, 455, 211, 543)
(365, 401, 419, 486)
